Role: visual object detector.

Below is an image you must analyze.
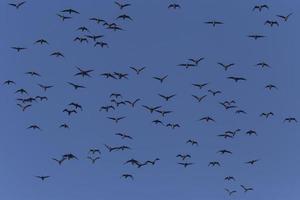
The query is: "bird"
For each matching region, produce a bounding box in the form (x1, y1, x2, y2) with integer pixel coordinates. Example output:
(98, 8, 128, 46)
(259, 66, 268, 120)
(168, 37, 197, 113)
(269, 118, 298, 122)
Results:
(121, 174, 134, 180)
(69, 102, 83, 111)
(94, 41, 109, 48)
(38, 84, 53, 91)
(245, 159, 259, 165)
(116, 14, 133, 21)
(144, 158, 160, 165)
(34, 39, 49, 45)
(260, 112, 274, 118)
(77, 26, 90, 32)
(85, 34, 104, 41)
(115, 133, 133, 140)
(68, 82, 85, 90)
(115, 1, 131, 10)
(142, 105, 161, 113)
(74, 67, 93, 77)
(166, 123, 180, 129)
(63, 153, 78, 160)
(176, 154, 191, 160)
(248, 34, 266, 40)
(218, 63, 235, 71)
(59, 123, 69, 129)
(50, 51, 64, 57)
(208, 89, 221, 96)
(155, 110, 172, 117)
(192, 83, 208, 89)
(11, 47, 26, 52)
(52, 158, 65, 165)
(110, 93, 123, 99)
(186, 139, 198, 146)
(178, 162, 194, 168)
(284, 117, 297, 123)
(225, 189, 237, 196)
(125, 99, 141, 107)
(158, 94, 176, 101)
(107, 116, 126, 123)
(61, 8, 80, 14)
(63, 109, 77, 116)
(264, 20, 279, 27)
(252, 4, 269, 12)
(99, 105, 115, 112)
(57, 14, 72, 21)
(87, 156, 100, 164)
(235, 109, 247, 114)
(192, 94, 207, 102)
(277, 13, 293, 22)
(27, 125, 41, 130)
(200, 116, 215, 122)
(265, 84, 278, 90)
(25, 71, 40, 77)
(130, 67, 146, 75)
(177, 63, 196, 69)
(246, 130, 257, 136)
(3, 80, 15, 85)
(205, 20, 223, 27)
(88, 148, 101, 155)
(256, 62, 270, 68)
(89, 17, 106, 24)
(227, 76, 247, 82)
(9, 1, 26, 9)
(35, 176, 50, 181)
(188, 58, 205, 65)
(217, 149, 232, 155)
(224, 176, 236, 181)
(74, 37, 89, 43)
(153, 75, 168, 83)
(168, 3, 181, 9)
(208, 161, 220, 167)
(15, 88, 28, 95)
(241, 185, 254, 192)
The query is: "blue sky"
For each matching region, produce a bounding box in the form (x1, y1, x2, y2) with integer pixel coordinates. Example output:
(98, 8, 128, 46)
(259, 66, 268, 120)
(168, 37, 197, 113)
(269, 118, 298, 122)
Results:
(1, 0, 300, 199)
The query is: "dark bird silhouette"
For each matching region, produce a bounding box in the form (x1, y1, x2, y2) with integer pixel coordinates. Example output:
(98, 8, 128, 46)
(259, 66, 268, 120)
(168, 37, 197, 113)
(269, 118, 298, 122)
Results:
(142, 105, 161, 113)
(18, 104, 32, 111)
(87, 156, 100, 164)
(15, 88, 28, 95)
(94, 41, 109, 48)
(57, 14, 72, 21)
(158, 94, 176, 101)
(248, 34, 266, 40)
(61, 8, 80, 14)
(176, 154, 191, 160)
(74, 67, 93, 77)
(218, 133, 233, 139)
(99, 105, 115, 112)
(85, 34, 104, 41)
(89, 17, 106, 24)
(188, 58, 204, 65)
(101, 73, 116, 79)
(115, 1, 131, 10)
(34, 39, 49, 45)
(107, 116, 126, 123)
(225, 189, 237, 196)
(59, 123, 69, 129)
(253, 4, 269, 12)
(235, 109, 247, 114)
(153, 75, 168, 83)
(246, 130, 257, 136)
(130, 66, 146, 75)
(217, 149, 232, 155)
(260, 112, 274, 118)
(77, 26, 90, 32)
(35, 176, 50, 181)
(155, 110, 172, 117)
(38, 84, 53, 91)
(110, 93, 122, 99)
(277, 13, 293, 22)
(52, 157, 65, 165)
(89, 148, 101, 155)
(63, 109, 77, 116)
(27, 124, 41, 130)
(115, 133, 133, 140)
(205, 20, 223, 27)
(208, 161, 220, 167)
(144, 158, 160, 165)
(178, 162, 194, 168)
(50, 51, 64, 57)
(192, 83, 208, 89)
(284, 117, 297, 123)
(69, 102, 83, 111)
(245, 159, 259, 165)
(9, 1, 26, 9)
(11, 47, 26, 52)
(68, 82, 85, 90)
(116, 14, 133, 21)
(121, 174, 134, 180)
(3, 80, 15, 85)
(225, 176, 236, 181)
(200, 116, 215, 122)
(265, 84, 278, 90)
(256, 62, 270, 68)
(241, 185, 254, 192)
(208, 89, 221, 96)
(192, 94, 207, 103)
(227, 76, 247, 82)
(125, 98, 140, 107)
(186, 139, 198, 146)
(74, 37, 89, 43)
(168, 3, 181, 9)
(152, 119, 164, 125)
(113, 72, 128, 79)
(63, 153, 78, 160)
(25, 71, 40, 77)
(35, 96, 48, 101)
(218, 62, 235, 71)
(177, 63, 196, 69)
(166, 123, 180, 129)
(264, 20, 279, 27)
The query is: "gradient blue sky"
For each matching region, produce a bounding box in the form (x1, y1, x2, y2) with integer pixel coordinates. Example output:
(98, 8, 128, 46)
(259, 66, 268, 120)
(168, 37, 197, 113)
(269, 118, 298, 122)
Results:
(1, 0, 300, 199)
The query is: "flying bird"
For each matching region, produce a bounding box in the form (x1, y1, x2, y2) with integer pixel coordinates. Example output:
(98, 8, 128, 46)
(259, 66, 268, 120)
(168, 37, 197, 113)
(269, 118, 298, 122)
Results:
(115, 1, 131, 10)
(277, 13, 293, 21)
(9, 1, 26, 9)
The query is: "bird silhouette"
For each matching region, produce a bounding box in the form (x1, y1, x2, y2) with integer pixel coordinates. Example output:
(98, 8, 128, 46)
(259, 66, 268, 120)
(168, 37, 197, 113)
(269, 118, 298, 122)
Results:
(9, 1, 26, 9)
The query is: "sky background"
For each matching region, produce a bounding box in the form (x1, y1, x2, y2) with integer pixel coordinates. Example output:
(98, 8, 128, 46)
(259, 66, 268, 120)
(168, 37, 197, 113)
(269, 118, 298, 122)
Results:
(1, 0, 300, 199)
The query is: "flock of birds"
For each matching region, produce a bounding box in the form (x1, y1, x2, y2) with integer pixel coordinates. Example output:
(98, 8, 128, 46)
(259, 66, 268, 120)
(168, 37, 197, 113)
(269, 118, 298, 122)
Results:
(4, 0, 297, 198)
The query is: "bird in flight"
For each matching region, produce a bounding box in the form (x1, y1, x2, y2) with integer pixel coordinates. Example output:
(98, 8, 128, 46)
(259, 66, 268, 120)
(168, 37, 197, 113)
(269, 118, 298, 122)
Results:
(74, 67, 93, 77)
(218, 62, 235, 71)
(192, 94, 207, 103)
(9, 1, 26, 9)
(205, 20, 223, 27)
(260, 112, 274, 118)
(264, 20, 279, 27)
(34, 39, 49, 45)
(284, 117, 297, 123)
(208, 161, 220, 167)
(168, 3, 181, 9)
(188, 58, 204, 65)
(208, 89, 221, 96)
(252, 4, 269, 12)
(35, 176, 50, 181)
(176, 154, 191, 160)
(153, 75, 168, 83)
(225, 189, 237, 196)
(61, 8, 80, 15)
(178, 162, 194, 168)
(227, 76, 247, 82)
(107, 116, 126, 123)
(277, 13, 293, 22)
(142, 105, 161, 113)
(245, 159, 259, 165)
(130, 66, 146, 75)
(116, 14, 133, 21)
(115, 1, 131, 10)
(57, 14, 72, 21)
(265, 84, 278, 90)
(11, 47, 26, 52)
(241, 185, 254, 192)
(200, 116, 215, 122)
(87, 156, 100, 164)
(158, 94, 176, 101)
(248, 34, 266, 40)
(121, 174, 134, 180)
(186, 139, 198, 146)
(3, 80, 15, 85)
(192, 83, 209, 89)
(224, 176, 235, 181)
(68, 82, 85, 90)
(52, 158, 66, 165)
(50, 51, 64, 57)
(115, 133, 133, 140)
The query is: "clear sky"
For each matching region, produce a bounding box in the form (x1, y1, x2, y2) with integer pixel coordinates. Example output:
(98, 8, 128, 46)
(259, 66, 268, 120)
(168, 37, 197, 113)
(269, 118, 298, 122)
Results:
(1, 0, 300, 200)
